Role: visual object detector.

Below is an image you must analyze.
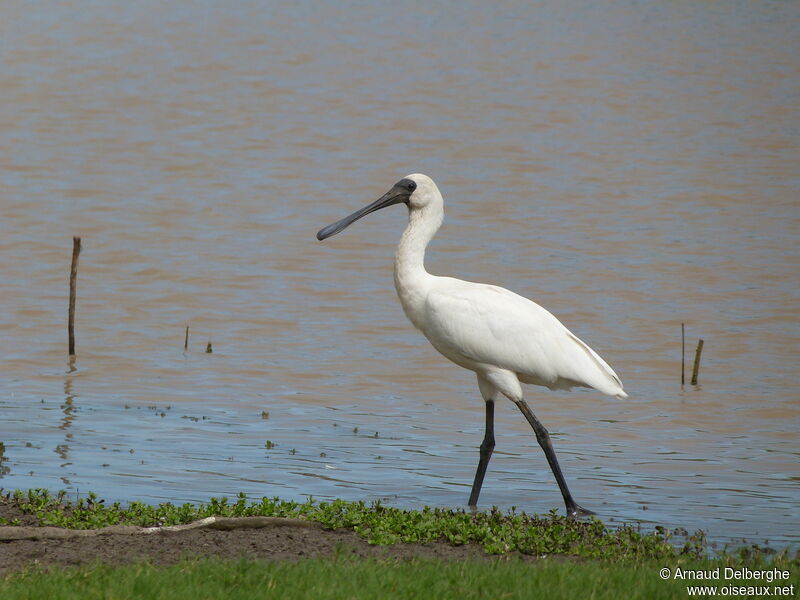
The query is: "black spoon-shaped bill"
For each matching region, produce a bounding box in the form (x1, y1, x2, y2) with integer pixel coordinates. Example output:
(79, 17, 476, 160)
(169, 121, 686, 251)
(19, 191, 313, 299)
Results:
(316, 181, 414, 241)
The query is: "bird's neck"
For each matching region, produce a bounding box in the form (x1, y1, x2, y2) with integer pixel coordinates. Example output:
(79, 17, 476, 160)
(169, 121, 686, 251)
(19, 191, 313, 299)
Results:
(393, 204, 441, 328)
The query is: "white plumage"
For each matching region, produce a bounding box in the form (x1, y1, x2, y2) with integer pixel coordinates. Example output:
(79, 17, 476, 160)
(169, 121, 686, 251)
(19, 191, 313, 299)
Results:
(418, 280, 626, 397)
(317, 173, 627, 516)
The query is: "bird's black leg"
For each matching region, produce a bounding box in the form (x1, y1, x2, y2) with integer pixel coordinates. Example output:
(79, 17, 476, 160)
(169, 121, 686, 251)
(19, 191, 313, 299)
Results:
(514, 400, 594, 517)
(468, 400, 495, 507)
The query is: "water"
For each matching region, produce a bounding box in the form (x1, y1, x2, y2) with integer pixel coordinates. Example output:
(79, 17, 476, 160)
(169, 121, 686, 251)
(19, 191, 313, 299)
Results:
(0, 1, 798, 548)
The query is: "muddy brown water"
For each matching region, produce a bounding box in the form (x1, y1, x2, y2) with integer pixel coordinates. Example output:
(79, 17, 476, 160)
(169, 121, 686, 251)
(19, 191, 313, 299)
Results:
(0, 2, 797, 548)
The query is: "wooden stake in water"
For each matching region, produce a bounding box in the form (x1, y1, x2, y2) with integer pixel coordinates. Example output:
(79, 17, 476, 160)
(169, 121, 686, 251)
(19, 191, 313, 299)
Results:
(681, 323, 685, 386)
(184, 326, 189, 351)
(691, 339, 704, 386)
(68, 237, 82, 356)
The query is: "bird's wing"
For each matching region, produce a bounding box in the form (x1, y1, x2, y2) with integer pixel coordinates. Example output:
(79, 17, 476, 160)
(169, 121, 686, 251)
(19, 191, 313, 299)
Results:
(423, 280, 625, 397)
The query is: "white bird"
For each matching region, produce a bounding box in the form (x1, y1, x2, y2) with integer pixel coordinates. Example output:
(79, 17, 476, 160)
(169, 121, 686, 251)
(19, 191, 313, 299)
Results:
(317, 173, 627, 516)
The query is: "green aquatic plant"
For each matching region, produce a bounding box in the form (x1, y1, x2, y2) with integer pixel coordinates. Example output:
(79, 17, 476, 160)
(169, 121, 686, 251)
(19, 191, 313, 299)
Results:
(1, 488, 796, 567)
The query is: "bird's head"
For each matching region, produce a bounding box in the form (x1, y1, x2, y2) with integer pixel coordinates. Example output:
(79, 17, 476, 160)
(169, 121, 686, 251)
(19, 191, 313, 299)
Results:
(316, 173, 441, 241)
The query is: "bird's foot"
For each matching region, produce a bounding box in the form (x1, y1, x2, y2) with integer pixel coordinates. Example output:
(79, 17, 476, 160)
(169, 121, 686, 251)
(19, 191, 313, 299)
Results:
(566, 503, 596, 518)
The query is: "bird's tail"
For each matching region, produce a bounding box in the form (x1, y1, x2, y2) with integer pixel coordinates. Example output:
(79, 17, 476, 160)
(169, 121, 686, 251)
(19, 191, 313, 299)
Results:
(566, 331, 628, 398)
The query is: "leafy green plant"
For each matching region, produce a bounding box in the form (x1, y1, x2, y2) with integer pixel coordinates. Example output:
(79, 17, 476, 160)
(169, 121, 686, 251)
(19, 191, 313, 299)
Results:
(1, 488, 796, 568)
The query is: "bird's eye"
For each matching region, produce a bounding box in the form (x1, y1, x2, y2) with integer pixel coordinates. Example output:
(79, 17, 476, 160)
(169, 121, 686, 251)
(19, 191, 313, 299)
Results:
(407, 181, 417, 191)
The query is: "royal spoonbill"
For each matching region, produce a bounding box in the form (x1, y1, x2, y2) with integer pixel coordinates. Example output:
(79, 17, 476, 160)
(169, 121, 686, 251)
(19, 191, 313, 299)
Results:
(316, 173, 627, 517)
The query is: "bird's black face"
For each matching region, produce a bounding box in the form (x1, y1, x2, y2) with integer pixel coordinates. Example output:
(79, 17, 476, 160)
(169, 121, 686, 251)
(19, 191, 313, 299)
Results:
(316, 178, 417, 241)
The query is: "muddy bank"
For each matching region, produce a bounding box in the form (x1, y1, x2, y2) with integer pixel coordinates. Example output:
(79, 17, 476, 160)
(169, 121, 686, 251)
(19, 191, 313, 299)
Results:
(0, 500, 518, 574)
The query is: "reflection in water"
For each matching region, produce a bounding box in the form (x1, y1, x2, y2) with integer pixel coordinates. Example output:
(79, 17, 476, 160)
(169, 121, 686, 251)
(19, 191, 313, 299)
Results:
(0, 443, 9, 477)
(0, 1, 797, 547)
(60, 359, 77, 433)
(57, 357, 78, 485)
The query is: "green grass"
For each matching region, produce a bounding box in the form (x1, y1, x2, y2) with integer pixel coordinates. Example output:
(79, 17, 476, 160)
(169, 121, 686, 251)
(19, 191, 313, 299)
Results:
(2, 489, 798, 599)
(1, 557, 798, 600)
(0, 488, 713, 560)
